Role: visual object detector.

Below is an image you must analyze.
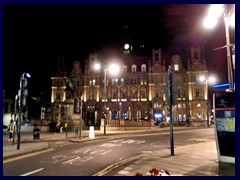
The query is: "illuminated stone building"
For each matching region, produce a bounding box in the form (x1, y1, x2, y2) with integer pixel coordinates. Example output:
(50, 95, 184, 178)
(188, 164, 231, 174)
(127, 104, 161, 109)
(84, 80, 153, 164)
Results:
(51, 46, 210, 128)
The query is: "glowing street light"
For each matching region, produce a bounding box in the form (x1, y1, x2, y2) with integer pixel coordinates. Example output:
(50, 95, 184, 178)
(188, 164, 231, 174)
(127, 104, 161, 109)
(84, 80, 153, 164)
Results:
(203, 4, 235, 91)
(95, 63, 120, 135)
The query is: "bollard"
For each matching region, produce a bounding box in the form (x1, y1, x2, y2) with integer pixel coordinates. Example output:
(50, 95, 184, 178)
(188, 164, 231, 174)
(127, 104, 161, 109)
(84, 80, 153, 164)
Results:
(89, 126, 95, 139)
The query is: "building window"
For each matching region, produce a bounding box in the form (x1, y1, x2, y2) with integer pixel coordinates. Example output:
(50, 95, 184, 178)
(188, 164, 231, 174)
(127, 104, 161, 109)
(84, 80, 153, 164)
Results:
(89, 88, 94, 100)
(131, 88, 137, 98)
(92, 79, 96, 86)
(122, 65, 127, 73)
(196, 88, 200, 97)
(131, 78, 137, 85)
(178, 77, 181, 83)
(111, 79, 118, 85)
(178, 89, 181, 98)
(194, 76, 197, 82)
(155, 89, 160, 98)
(112, 90, 117, 99)
(183, 89, 187, 98)
(121, 78, 124, 85)
(132, 64, 137, 72)
(121, 90, 127, 99)
(140, 79, 147, 85)
(141, 89, 147, 99)
(174, 64, 179, 71)
(141, 64, 146, 72)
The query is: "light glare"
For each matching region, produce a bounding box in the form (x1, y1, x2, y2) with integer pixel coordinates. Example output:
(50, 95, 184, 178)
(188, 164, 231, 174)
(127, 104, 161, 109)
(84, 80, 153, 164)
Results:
(209, 4, 223, 18)
(203, 16, 217, 28)
(230, 14, 235, 27)
(94, 63, 101, 70)
(109, 64, 119, 75)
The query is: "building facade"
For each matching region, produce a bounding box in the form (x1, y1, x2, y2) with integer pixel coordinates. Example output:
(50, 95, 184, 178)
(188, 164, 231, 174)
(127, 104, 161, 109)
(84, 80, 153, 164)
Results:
(51, 46, 210, 128)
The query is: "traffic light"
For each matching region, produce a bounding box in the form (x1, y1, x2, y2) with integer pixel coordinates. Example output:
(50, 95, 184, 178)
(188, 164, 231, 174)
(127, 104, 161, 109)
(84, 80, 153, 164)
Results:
(19, 73, 31, 106)
(163, 69, 178, 105)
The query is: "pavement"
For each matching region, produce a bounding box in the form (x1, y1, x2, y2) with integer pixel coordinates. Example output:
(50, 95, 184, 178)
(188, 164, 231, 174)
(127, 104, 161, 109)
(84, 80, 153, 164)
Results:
(2, 127, 235, 176)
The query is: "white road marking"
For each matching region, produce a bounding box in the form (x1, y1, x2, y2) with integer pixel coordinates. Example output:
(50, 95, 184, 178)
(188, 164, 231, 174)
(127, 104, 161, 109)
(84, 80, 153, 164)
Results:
(20, 168, 44, 176)
(110, 139, 145, 144)
(62, 156, 81, 164)
(100, 143, 122, 148)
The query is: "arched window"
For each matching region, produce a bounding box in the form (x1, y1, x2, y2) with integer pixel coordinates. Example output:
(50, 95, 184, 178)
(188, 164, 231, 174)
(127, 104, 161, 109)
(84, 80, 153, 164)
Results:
(140, 88, 147, 99)
(131, 64, 137, 72)
(141, 64, 146, 72)
(131, 87, 137, 98)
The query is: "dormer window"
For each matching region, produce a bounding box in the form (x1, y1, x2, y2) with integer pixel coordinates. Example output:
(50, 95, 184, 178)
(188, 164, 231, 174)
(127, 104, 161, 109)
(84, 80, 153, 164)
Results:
(141, 64, 146, 72)
(132, 64, 137, 72)
(174, 64, 179, 71)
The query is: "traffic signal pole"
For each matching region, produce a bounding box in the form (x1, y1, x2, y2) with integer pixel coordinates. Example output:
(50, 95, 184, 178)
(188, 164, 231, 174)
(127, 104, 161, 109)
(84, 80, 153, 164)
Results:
(168, 66, 174, 156)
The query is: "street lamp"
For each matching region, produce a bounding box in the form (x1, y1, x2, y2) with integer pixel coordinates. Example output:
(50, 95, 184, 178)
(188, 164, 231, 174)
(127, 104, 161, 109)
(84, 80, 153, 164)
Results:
(95, 63, 120, 135)
(17, 72, 31, 150)
(199, 75, 216, 127)
(203, 4, 235, 91)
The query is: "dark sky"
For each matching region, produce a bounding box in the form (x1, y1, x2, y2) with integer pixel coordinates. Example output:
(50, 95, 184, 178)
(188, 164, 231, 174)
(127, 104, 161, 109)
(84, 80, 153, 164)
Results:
(3, 4, 235, 100)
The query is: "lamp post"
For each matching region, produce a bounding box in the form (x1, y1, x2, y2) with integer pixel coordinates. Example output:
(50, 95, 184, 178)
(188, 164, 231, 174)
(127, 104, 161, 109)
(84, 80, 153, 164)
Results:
(204, 4, 235, 91)
(103, 67, 107, 135)
(95, 63, 120, 135)
(199, 76, 216, 127)
(17, 72, 31, 150)
(119, 102, 122, 120)
(79, 95, 83, 139)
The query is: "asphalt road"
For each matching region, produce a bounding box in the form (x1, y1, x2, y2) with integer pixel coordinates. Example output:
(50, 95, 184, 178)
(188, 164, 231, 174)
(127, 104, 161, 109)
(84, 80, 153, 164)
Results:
(3, 128, 215, 176)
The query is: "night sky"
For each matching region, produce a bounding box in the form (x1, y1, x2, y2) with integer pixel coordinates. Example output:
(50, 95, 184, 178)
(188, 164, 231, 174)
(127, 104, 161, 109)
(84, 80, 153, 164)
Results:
(3, 4, 235, 100)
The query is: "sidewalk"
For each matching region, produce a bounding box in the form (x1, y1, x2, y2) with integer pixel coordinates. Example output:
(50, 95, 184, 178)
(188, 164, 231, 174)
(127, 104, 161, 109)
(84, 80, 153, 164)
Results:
(99, 140, 235, 176)
(3, 127, 235, 176)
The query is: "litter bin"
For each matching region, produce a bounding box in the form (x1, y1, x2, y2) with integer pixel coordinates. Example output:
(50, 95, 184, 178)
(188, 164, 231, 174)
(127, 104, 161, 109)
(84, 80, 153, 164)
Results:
(33, 128, 40, 139)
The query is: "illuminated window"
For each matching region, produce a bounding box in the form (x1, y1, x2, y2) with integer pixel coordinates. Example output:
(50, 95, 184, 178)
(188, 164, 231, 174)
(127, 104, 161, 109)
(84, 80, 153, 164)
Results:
(131, 88, 137, 98)
(174, 64, 179, 71)
(121, 78, 124, 85)
(141, 89, 147, 98)
(132, 64, 137, 72)
(141, 64, 146, 72)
